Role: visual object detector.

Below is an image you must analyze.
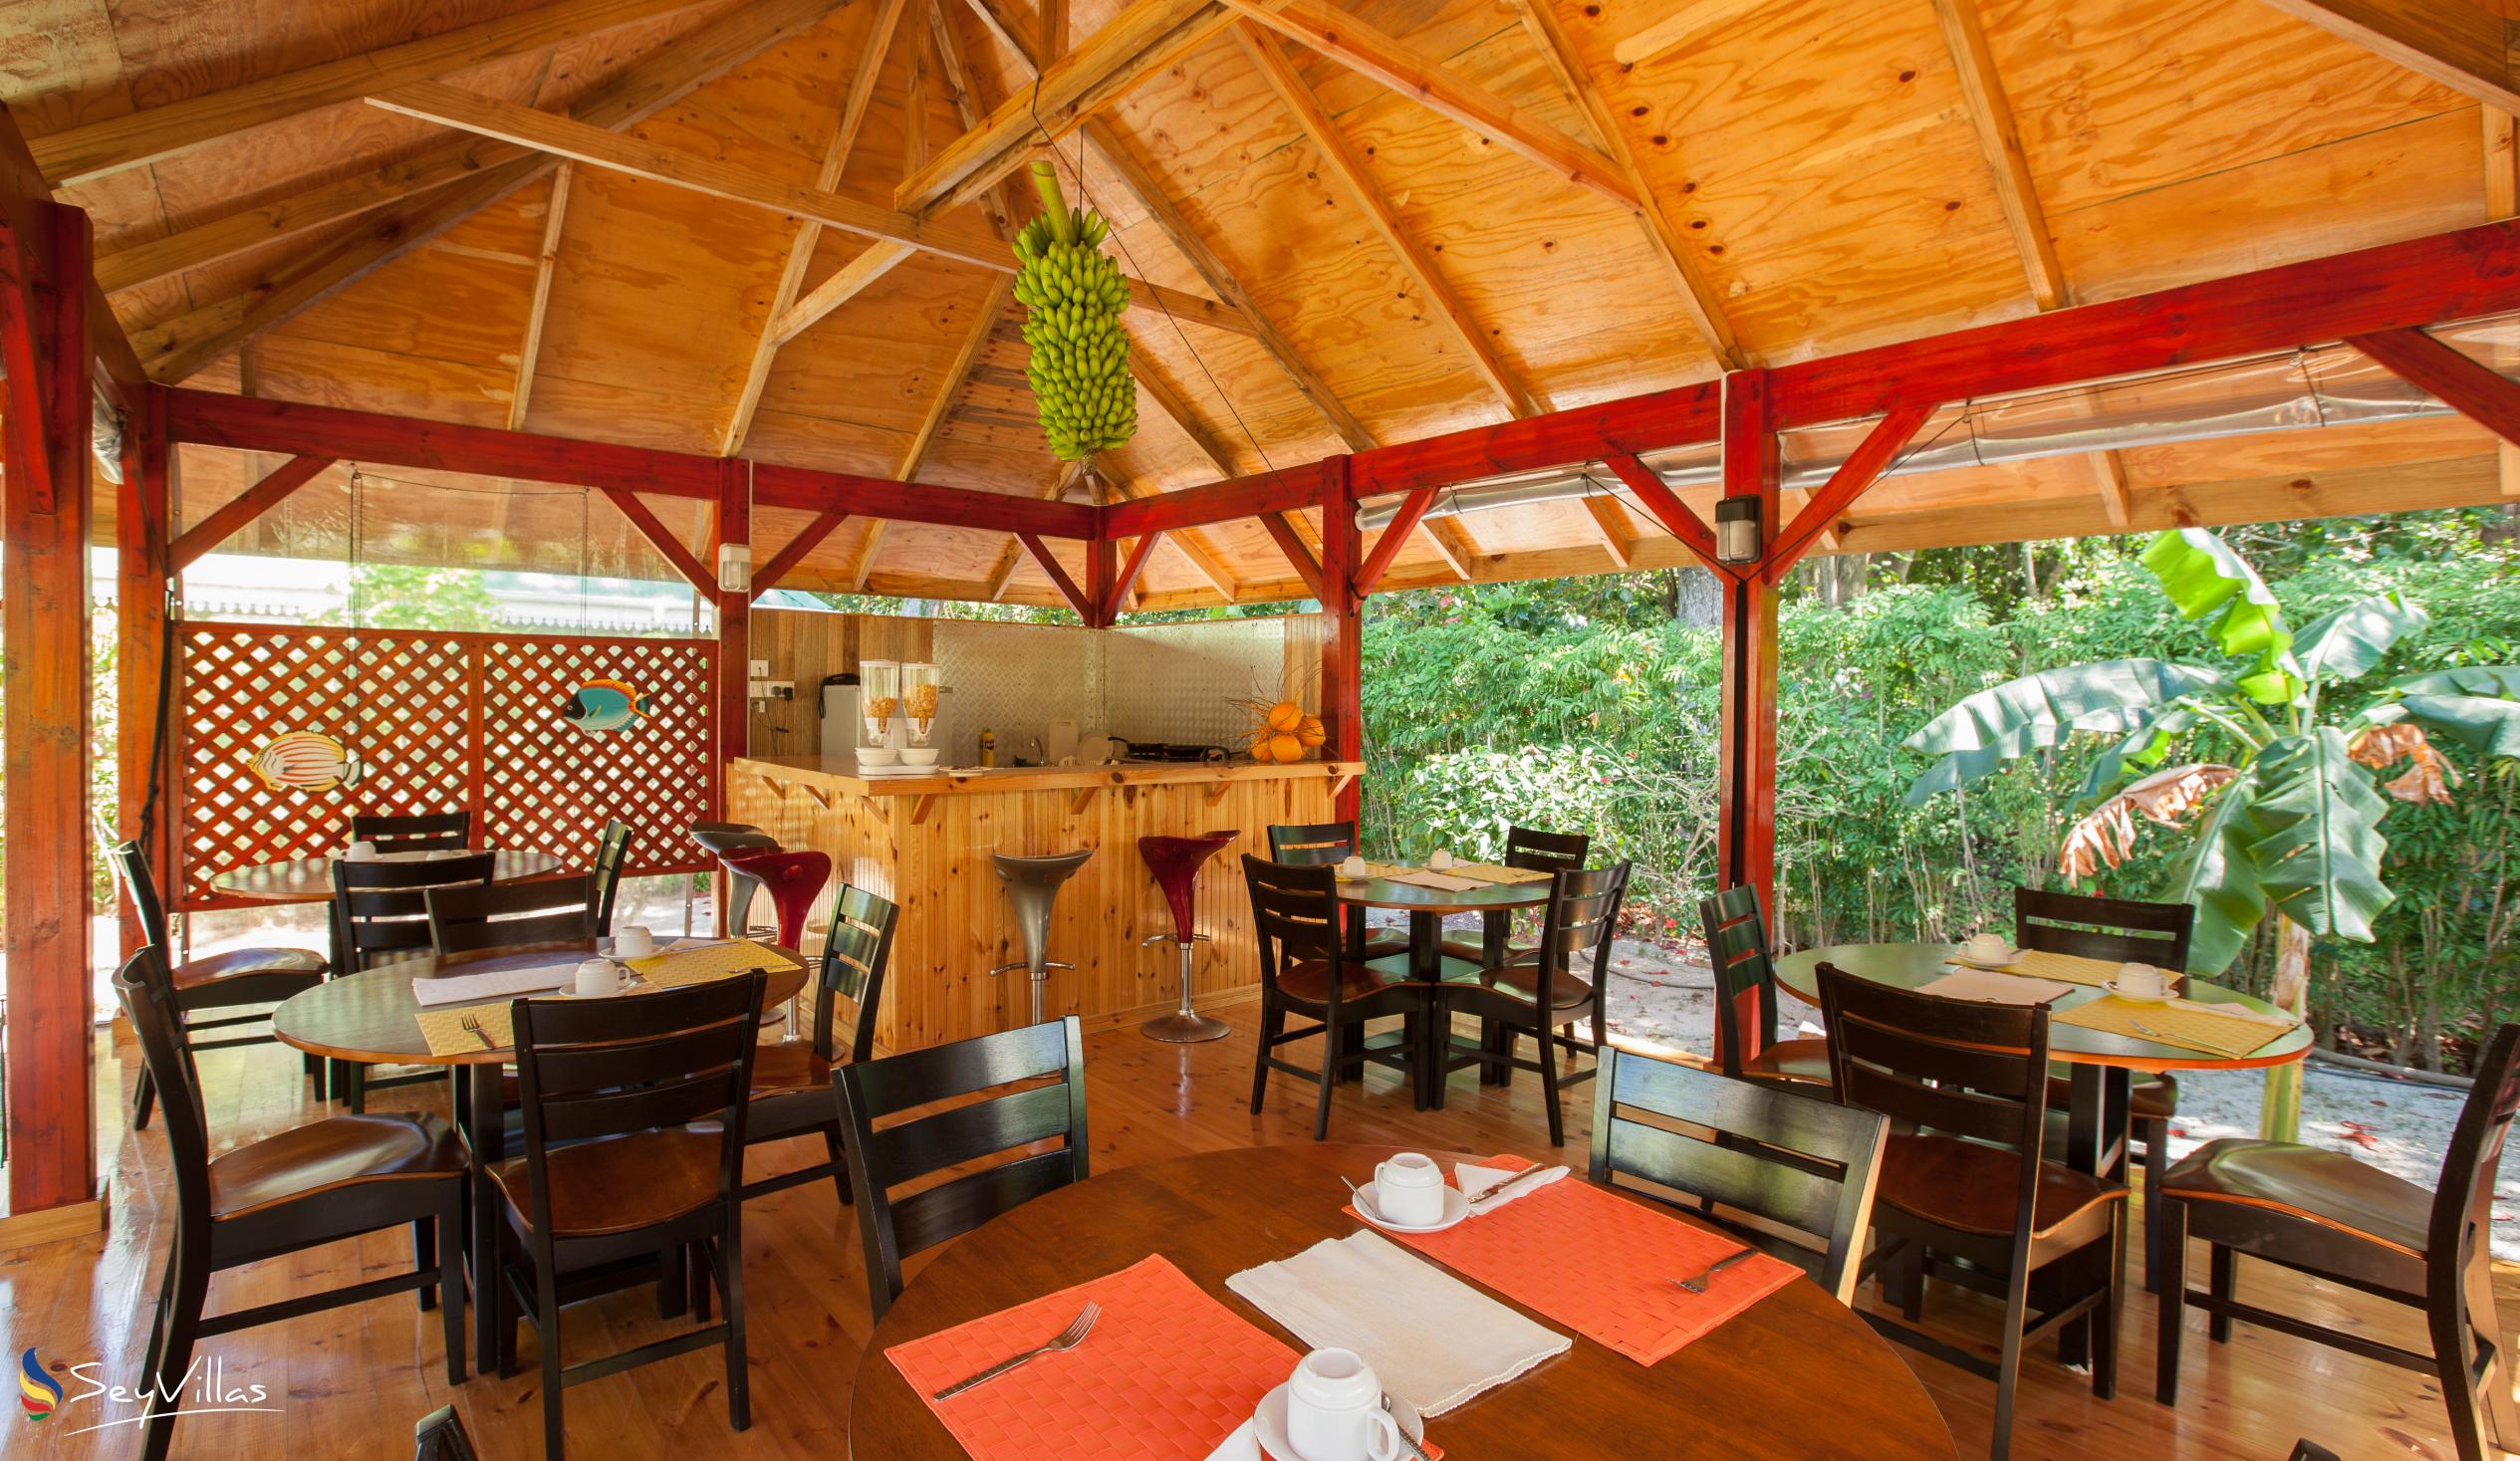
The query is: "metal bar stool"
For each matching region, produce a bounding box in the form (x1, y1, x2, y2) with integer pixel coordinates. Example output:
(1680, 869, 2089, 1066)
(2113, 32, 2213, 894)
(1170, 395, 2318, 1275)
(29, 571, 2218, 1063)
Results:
(1136, 831, 1239, 1043)
(719, 850, 831, 951)
(989, 851, 1093, 1026)
(692, 823, 779, 936)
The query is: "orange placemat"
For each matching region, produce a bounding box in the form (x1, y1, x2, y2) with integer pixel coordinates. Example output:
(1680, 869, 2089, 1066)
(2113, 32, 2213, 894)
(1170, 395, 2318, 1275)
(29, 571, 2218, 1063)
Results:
(1364, 1157, 1803, 1365)
(884, 1255, 1296, 1461)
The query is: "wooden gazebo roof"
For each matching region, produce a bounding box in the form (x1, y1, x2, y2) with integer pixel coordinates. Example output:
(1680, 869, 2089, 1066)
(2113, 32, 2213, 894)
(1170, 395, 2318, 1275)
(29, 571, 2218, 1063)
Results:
(14, 0, 2517, 608)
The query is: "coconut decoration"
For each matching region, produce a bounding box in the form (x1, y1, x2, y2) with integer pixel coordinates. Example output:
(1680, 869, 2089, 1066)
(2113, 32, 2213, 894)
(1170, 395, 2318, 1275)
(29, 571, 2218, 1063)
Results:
(1235, 695, 1328, 763)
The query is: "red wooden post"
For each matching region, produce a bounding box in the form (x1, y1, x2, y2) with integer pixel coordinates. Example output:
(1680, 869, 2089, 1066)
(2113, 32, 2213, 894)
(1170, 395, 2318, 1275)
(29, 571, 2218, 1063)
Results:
(1, 195, 100, 1225)
(1714, 369, 1780, 934)
(1316, 456, 1364, 825)
(714, 461, 751, 770)
(1085, 533, 1117, 628)
(118, 382, 174, 960)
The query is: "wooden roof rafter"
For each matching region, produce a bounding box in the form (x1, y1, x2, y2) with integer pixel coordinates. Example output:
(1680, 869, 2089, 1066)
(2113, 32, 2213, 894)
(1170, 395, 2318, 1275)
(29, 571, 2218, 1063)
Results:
(506, 165, 572, 431)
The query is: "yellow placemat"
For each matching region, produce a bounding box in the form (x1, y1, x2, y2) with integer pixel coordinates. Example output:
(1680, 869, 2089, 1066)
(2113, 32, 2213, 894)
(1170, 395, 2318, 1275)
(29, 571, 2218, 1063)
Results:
(1994, 949, 2135, 987)
(1447, 862, 1553, 886)
(415, 1003, 515, 1056)
(626, 938, 792, 987)
(2054, 996, 2297, 1059)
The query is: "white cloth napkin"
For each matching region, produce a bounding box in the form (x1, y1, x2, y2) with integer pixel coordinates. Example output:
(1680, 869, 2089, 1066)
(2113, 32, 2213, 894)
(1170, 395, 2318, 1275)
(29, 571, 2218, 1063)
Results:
(1227, 1231, 1569, 1417)
(1916, 969, 2078, 1005)
(411, 961, 581, 1007)
(1383, 868, 1485, 892)
(1201, 1420, 1263, 1461)
(2169, 996, 2298, 1027)
(1452, 1160, 1570, 1213)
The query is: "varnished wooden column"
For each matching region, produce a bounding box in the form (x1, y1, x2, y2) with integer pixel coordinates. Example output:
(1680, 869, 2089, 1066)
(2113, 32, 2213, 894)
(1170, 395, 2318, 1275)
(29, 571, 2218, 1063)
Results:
(1316, 455, 1363, 825)
(1715, 369, 1780, 924)
(117, 383, 174, 960)
(714, 460, 751, 775)
(0, 188, 101, 1226)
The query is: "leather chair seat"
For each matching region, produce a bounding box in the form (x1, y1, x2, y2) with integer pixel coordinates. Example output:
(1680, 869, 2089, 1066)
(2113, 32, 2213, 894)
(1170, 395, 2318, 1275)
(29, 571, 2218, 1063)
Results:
(209, 1112, 463, 1220)
(1439, 937, 1537, 965)
(1740, 1036, 1833, 1085)
(1279, 958, 1405, 1004)
(748, 1042, 833, 1096)
(1475, 961, 1593, 1013)
(1878, 1132, 2127, 1240)
(2161, 1139, 2432, 1258)
(172, 945, 328, 993)
(493, 1128, 722, 1238)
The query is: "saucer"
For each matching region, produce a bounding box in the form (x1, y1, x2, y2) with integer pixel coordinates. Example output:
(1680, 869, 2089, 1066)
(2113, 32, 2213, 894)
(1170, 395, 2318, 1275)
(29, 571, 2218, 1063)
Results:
(1354, 1181, 1470, 1234)
(2105, 979, 2175, 1005)
(1253, 1382, 1424, 1461)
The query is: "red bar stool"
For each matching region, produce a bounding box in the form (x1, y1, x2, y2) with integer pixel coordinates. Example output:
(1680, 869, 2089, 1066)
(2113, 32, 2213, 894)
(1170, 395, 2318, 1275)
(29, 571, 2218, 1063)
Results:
(719, 850, 831, 951)
(1136, 830, 1239, 1043)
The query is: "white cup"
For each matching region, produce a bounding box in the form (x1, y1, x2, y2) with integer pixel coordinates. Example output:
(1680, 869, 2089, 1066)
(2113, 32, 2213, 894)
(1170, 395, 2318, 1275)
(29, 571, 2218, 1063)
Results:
(1338, 853, 1369, 879)
(345, 840, 378, 862)
(2117, 962, 2169, 999)
(613, 925, 654, 959)
(574, 958, 623, 998)
(1286, 1349, 1404, 1461)
(1962, 931, 2010, 964)
(1424, 847, 1455, 870)
(1373, 1152, 1446, 1226)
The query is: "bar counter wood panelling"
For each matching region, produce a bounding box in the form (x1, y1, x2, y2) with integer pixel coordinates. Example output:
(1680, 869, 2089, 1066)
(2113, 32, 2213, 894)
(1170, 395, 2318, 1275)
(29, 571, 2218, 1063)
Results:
(726, 754, 1363, 1051)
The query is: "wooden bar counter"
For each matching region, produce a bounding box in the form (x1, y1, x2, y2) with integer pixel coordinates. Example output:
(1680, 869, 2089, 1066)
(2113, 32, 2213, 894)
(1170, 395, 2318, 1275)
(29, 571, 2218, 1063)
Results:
(724, 754, 1363, 1052)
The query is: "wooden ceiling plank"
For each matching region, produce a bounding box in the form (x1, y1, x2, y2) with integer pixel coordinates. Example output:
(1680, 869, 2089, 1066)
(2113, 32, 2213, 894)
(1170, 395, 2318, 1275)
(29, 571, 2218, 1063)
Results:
(1931, 0, 2067, 312)
(1259, 511, 1327, 600)
(1767, 400, 1938, 576)
(506, 165, 572, 431)
(2091, 448, 2136, 528)
(1501, 0, 1742, 366)
(366, 80, 1255, 338)
(126, 0, 847, 382)
(720, 0, 913, 456)
(167, 455, 334, 571)
(29, 0, 704, 187)
(1232, 23, 1539, 418)
(601, 485, 716, 594)
(1225, 0, 1631, 209)
(752, 508, 851, 597)
(1421, 515, 1478, 580)
(771, 243, 920, 345)
(896, 0, 1230, 216)
(2255, 0, 2520, 112)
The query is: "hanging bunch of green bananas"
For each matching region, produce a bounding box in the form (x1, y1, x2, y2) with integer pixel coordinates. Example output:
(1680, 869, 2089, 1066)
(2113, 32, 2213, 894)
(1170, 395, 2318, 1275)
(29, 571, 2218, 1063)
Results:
(1012, 159, 1135, 462)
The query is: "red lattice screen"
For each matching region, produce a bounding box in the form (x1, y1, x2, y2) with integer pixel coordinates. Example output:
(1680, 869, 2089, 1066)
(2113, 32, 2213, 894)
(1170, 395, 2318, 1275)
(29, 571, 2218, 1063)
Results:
(175, 622, 715, 910)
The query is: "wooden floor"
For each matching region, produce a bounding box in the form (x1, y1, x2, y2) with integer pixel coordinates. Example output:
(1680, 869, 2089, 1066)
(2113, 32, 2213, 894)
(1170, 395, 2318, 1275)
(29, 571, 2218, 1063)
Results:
(5, 1008, 2512, 1460)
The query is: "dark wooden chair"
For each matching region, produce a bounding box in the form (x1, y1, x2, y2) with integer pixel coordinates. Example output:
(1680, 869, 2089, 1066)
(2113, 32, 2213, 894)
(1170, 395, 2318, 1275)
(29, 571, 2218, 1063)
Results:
(834, 1016, 1089, 1323)
(1439, 824, 1591, 965)
(353, 809, 473, 852)
(736, 882, 896, 1204)
(115, 948, 465, 1461)
(1588, 1046, 1888, 1304)
(2156, 1023, 2520, 1461)
(330, 852, 495, 1113)
(1265, 820, 1406, 961)
(2015, 884, 2192, 1293)
(425, 875, 598, 962)
(1818, 964, 2127, 1461)
(588, 818, 634, 933)
(1702, 883, 1829, 1085)
(1242, 855, 1427, 1140)
(413, 1404, 480, 1461)
(1442, 861, 1630, 1145)
(496, 970, 767, 1461)
(108, 841, 327, 1125)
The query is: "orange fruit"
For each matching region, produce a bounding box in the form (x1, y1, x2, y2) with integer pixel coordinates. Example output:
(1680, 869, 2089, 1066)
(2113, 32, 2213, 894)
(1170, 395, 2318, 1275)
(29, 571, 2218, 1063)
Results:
(1269, 732, 1305, 763)
(1247, 736, 1277, 763)
(1296, 716, 1327, 747)
(1266, 700, 1304, 732)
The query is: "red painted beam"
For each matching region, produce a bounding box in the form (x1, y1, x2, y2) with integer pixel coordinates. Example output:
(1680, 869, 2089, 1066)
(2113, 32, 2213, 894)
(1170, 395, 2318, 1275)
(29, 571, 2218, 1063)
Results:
(1316, 457, 1363, 823)
(169, 454, 333, 572)
(1102, 531, 1163, 624)
(1354, 485, 1435, 595)
(601, 486, 714, 596)
(1764, 401, 1938, 580)
(1259, 514, 1326, 600)
(1602, 449, 1731, 577)
(2345, 327, 2520, 445)
(1715, 369, 1780, 948)
(1352, 381, 1722, 499)
(750, 508, 848, 600)
(117, 385, 174, 962)
(1018, 532, 1095, 620)
(713, 461, 749, 765)
(1101, 467, 1324, 539)
(752, 462, 1096, 539)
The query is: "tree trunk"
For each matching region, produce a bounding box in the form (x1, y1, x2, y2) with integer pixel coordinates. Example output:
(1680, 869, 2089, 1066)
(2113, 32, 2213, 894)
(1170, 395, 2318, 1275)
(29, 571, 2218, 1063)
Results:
(2260, 914, 2312, 1141)
(1670, 567, 1723, 629)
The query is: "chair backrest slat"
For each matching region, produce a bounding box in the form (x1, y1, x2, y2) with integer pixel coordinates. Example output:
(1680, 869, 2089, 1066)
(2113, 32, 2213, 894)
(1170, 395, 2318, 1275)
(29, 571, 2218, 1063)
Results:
(2014, 885, 2195, 972)
(2428, 1023, 2520, 1368)
(1699, 883, 1779, 1076)
(815, 883, 898, 1065)
(106, 842, 170, 949)
(426, 876, 596, 960)
(335, 853, 496, 970)
(835, 1017, 1089, 1322)
(1588, 1048, 1887, 1305)
(352, 810, 472, 852)
(1242, 855, 1350, 994)
(1504, 825, 1589, 873)
(1527, 861, 1629, 1016)
(588, 819, 635, 933)
(112, 951, 214, 1234)
(1266, 821, 1359, 865)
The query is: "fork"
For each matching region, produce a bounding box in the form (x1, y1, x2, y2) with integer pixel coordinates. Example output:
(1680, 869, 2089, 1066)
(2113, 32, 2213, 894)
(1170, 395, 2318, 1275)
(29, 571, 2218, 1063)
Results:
(1673, 1246, 1757, 1294)
(458, 1014, 496, 1051)
(930, 1303, 1100, 1400)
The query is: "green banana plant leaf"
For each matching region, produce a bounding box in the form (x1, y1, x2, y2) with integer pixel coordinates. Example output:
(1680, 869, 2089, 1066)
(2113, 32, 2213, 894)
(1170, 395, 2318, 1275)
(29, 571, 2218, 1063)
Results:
(2075, 703, 2203, 804)
(1900, 658, 2227, 805)
(2242, 728, 2393, 945)
(2164, 765, 2266, 974)
(2142, 529, 2304, 703)
(2292, 592, 2427, 683)
(2359, 694, 2520, 760)
(2390, 664, 2520, 698)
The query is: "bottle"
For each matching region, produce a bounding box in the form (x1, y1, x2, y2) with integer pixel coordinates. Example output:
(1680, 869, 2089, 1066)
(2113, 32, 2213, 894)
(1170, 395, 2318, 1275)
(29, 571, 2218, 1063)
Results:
(978, 728, 997, 768)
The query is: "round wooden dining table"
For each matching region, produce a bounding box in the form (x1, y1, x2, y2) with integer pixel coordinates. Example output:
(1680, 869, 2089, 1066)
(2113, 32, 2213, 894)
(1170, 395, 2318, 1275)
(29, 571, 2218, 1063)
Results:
(208, 848, 570, 902)
(851, 1142, 1958, 1460)
(272, 939, 810, 1372)
(1337, 871, 1551, 1106)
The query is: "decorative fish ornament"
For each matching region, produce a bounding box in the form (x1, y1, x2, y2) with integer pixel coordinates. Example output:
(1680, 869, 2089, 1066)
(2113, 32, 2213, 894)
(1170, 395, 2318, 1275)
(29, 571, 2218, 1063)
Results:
(563, 678, 651, 734)
(243, 731, 363, 793)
